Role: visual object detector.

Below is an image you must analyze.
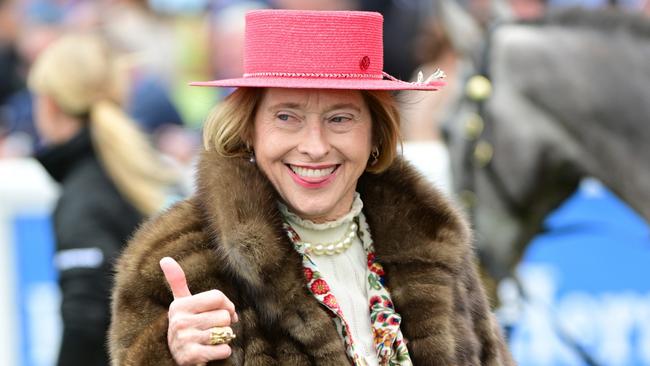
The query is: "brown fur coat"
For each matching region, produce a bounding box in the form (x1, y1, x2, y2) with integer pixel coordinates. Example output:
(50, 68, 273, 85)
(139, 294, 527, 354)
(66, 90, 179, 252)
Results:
(109, 150, 514, 365)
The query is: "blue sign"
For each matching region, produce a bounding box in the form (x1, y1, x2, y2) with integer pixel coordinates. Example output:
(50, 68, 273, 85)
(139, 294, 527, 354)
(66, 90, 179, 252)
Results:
(507, 179, 650, 365)
(13, 214, 60, 366)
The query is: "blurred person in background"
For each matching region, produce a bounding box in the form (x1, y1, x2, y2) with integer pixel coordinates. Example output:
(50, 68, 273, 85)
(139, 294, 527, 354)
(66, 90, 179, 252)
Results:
(359, 0, 432, 80)
(208, 1, 268, 100)
(102, 0, 179, 83)
(0, 0, 63, 157)
(398, 0, 483, 192)
(100, 0, 200, 188)
(0, 0, 192, 158)
(28, 32, 177, 366)
(98, 0, 188, 136)
(0, 0, 23, 105)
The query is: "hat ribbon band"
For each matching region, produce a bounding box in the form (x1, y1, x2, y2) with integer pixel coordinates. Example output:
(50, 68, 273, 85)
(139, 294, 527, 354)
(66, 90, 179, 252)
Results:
(241, 69, 446, 86)
(382, 69, 447, 85)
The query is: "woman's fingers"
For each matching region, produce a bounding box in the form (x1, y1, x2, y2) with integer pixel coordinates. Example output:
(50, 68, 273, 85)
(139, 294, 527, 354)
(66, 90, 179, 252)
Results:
(168, 309, 233, 335)
(170, 325, 233, 345)
(171, 289, 237, 319)
(193, 309, 233, 330)
(160, 257, 192, 299)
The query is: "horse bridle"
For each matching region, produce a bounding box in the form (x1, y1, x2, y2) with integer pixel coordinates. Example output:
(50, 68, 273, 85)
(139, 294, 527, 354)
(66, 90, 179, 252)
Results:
(451, 20, 602, 366)
(453, 26, 527, 224)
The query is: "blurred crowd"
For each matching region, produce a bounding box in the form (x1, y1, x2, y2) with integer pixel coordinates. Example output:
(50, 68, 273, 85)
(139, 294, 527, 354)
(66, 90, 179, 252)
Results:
(1, 0, 649, 208)
(2, 0, 647, 166)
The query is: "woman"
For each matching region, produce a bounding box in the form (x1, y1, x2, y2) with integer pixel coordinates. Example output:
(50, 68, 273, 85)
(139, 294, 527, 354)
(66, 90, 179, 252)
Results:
(110, 10, 513, 366)
(28, 33, 175, 366)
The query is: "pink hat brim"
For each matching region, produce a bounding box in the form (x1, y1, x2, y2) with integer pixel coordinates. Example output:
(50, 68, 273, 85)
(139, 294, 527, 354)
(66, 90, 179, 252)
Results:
(190, 77, 445, 91)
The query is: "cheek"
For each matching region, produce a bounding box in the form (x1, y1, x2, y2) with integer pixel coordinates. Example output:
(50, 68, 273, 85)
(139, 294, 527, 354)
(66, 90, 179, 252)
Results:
(252, 121, 286, 172)
(352, 123, 373, 163)
(255, 144, 284, 173)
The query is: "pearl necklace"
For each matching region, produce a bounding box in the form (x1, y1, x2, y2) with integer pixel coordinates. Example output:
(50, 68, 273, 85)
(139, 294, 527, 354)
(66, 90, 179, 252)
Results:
(300, 221, 358, 256)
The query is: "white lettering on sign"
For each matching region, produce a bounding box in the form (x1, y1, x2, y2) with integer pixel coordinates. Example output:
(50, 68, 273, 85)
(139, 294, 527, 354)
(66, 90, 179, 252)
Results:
(503, 264, 650, 365)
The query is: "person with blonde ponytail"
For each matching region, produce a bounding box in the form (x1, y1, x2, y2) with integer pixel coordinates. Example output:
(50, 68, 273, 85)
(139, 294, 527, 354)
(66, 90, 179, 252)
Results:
(28, 33, 176, 366)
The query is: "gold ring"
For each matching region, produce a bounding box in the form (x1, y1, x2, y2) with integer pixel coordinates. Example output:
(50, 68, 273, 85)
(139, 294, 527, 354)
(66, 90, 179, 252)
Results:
(208, 326, 236, 345)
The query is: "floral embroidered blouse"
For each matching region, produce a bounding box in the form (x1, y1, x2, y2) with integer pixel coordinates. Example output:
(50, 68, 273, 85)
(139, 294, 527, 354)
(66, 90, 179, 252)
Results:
(279, 195, 412, 366)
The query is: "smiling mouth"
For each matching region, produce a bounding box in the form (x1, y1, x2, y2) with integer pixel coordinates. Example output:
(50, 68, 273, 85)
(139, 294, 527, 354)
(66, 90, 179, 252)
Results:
(287, 164, 339, 179)
(286, 164, 339, 188)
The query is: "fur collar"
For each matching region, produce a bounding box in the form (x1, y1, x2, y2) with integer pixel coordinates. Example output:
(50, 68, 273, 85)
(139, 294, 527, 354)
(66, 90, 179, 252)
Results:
(195, 149, 474, 364)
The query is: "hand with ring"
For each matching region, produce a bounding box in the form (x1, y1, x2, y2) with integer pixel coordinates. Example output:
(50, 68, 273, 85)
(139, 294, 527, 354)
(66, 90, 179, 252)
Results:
(160, 257, 238, 366)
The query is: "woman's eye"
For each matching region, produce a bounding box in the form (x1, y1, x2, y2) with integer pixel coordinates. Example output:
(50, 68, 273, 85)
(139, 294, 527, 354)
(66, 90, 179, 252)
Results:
(277, 113, 291, 121)
(330, 115, 352, 123)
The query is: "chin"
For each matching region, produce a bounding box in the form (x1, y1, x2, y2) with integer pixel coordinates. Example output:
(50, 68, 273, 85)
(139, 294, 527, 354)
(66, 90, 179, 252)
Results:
(290, 198, 331, 218)
(285, 191, 339, 219)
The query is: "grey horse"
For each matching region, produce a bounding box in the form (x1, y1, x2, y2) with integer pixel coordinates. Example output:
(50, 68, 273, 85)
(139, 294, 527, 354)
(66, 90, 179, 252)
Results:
(444, 8, 650, 291)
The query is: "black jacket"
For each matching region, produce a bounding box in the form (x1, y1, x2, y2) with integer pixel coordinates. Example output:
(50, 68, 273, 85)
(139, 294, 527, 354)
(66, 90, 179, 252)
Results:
(36, 128, 142, 366)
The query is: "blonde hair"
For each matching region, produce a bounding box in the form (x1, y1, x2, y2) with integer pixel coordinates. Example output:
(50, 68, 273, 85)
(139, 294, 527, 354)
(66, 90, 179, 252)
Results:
(28, 33, 176, 216)
(203, 88, 401, 173)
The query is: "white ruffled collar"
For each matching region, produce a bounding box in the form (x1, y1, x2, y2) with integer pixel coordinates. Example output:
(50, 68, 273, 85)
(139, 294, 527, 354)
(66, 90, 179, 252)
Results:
(278, 192, 363, 230)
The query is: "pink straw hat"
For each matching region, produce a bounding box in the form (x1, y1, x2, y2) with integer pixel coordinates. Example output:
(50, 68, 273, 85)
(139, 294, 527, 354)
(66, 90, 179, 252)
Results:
(191, 9, 445, 91)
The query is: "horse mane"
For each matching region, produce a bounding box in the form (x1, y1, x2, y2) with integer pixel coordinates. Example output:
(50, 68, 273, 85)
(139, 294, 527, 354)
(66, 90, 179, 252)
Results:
(525, 7, 650, 39)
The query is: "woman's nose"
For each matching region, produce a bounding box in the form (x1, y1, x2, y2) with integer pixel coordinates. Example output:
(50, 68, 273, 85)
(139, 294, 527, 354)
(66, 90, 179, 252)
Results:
(296, 120, 331, 159)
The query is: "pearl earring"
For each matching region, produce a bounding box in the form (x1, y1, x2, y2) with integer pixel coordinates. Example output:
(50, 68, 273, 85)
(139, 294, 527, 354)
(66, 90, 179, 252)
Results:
(370, 147, 379, 166)
(246, 143, 256, 164)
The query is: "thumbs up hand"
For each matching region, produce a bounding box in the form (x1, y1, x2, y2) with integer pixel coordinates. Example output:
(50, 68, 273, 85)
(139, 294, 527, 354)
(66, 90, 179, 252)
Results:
(160, 257, 238, 366)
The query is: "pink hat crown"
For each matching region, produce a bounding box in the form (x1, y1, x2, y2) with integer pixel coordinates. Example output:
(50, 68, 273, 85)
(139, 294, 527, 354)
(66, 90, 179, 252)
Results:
(192, 9, 444, 90)
(244, 10, 383, 79)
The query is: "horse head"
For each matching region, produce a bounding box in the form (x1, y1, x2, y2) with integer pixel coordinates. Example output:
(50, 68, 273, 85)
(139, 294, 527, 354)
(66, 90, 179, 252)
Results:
(444, 8, 650, 289)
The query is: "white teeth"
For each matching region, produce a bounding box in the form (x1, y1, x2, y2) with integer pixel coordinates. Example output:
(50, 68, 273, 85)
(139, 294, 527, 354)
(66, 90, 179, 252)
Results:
(290, 165, 336, 178)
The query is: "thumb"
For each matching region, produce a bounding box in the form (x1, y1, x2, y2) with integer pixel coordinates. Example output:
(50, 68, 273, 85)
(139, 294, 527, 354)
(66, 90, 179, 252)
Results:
(160, 257, 192, 299)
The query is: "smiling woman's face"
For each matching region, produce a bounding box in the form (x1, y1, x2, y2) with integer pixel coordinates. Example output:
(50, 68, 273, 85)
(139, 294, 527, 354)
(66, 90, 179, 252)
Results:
(252, 88, 373, 222)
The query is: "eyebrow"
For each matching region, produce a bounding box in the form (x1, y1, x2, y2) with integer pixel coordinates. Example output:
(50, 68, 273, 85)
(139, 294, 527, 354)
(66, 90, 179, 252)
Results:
(266, 102, 362, 113)
(325, 103, 362, 113)
(267, 102, 303, 111)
